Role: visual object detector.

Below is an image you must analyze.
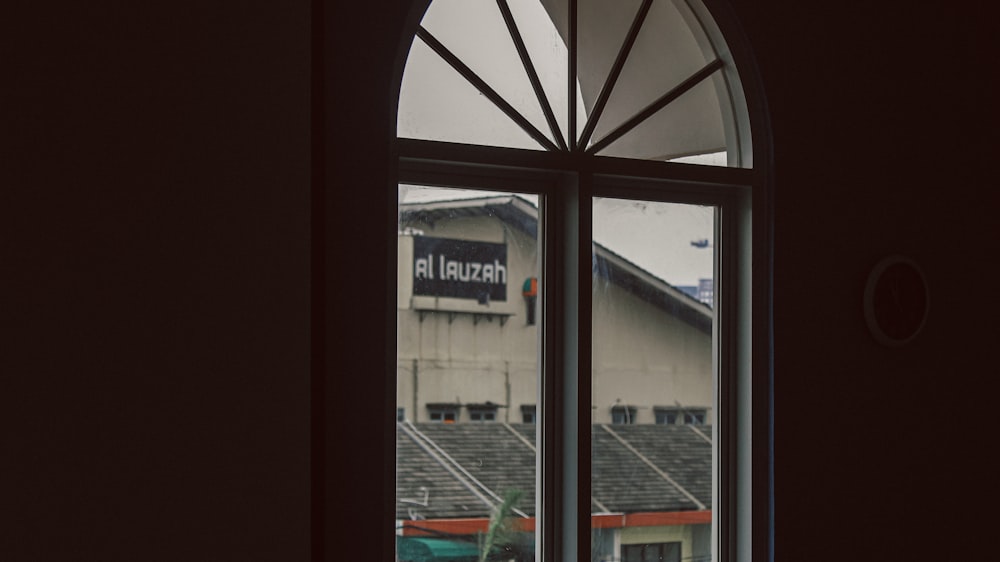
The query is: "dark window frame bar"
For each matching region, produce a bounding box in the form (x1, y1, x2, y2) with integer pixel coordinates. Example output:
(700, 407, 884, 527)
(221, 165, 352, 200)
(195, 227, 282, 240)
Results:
(496, 0, 567, 151)
(397, 137, 755, 190)
(416, 26, 560, 152)
(587, 58, 726, 155)
(577, 0, 654, 151)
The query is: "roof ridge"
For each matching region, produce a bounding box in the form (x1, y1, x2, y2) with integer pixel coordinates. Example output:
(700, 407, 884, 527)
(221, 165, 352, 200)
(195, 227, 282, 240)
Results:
(600, 424, 706, 510)
(493, 422, 614, 514)
(500, 422, 536, 452)
(403, 421, 530, 518)
(688, 423, 712, 444)
(398, 422, 496, 513)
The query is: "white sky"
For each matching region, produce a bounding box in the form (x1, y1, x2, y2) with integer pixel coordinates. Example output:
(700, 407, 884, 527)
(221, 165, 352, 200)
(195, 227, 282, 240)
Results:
(397, 0, 716, 287)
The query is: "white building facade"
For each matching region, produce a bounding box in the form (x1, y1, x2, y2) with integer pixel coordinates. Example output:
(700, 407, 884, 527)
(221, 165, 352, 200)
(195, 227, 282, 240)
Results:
(396, 194, 713, 427)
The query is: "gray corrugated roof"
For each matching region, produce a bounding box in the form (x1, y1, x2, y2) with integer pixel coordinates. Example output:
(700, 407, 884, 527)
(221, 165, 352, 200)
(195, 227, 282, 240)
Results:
(396, 423, 492, 520)
(396, 422, 711, 521)
(602, 424, 713, 506)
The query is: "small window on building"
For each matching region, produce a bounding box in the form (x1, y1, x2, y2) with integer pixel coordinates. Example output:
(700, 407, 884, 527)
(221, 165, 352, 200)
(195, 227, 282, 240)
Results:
(427, 404, 459, 423)
(397, 407, 405, 422)
(610, 405, 637, 425)
(467, 404, 498, 422)
(622, 541, 681, 562)
(520, 404, 536, 424)
(469, 410, 496, 422)
(654, 406, 707, 425)
(654, 407, 679, 425)
(684, 409, 707, 425)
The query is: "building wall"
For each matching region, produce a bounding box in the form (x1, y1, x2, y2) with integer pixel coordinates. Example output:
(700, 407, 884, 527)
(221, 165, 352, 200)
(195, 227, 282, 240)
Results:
(592, 279, 712, 424)
(397, 213, 540, 422)
(620, 524, 704, 562)
(396, 210, 712, 424)
(5, 2, 311, 559)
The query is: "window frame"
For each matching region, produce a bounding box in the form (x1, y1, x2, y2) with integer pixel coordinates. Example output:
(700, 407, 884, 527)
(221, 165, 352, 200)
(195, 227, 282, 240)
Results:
(654, 407, 679, 425)
(622, 540, 683, 562)
(397, 144, 760, 562)
(521, 404, 538, 424)
(466, 403, 499, 422)
(685, 410, 708, 425)
(426, 403, 460, 423)
(610, 405, 638, 425)
(389, 1, 773, 561)
(652, 405, 709, 426)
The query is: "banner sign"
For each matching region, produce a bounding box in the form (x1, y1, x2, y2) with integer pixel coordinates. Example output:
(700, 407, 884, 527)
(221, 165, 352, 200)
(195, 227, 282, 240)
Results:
(413, 236, 507, 302)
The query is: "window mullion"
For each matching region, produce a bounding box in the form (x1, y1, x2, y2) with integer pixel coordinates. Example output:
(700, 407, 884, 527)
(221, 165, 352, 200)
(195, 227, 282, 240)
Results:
(575, 171, 594, 562)
(577, 0, 654, 150)
(540, 169, 592, 562)
(539, 176, 562, 562)
(414, 26, 560, 152)
(586, 59, 725, 156)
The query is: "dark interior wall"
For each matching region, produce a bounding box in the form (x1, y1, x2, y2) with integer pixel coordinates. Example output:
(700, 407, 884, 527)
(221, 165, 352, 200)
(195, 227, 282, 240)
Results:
(323, 2, 411, 560)
(5, 1, 311, 559)
(6, 0, 998, 561)
(730, 3, 999, 561)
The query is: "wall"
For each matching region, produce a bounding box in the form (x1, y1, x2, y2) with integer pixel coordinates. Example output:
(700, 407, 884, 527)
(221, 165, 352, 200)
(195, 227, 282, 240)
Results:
(5, 1, 311, 560)
(6, 0, 998, 561)
(592, 280, 712, 424)
(728, 2, 1000, 561)
(396, 212, 539, 422)
(620, 524, 696, 562)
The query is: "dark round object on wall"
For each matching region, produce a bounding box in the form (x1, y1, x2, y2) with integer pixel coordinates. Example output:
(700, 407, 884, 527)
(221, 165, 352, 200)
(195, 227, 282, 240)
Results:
(863, 255, 929, 346)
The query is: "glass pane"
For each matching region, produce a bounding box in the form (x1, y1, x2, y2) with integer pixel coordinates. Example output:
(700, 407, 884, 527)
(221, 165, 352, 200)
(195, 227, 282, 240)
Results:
(396, 185, 540, 561)
(508, 0, 588, 148)
(399, 0, 569, 150)
(592, 0, 728, 163)
(577, 0, 645, 145)
(595, 76, 727, 162)
(399, 0, 743, 161)
(398, 37, 543, 150)
(592, 198, 715, 562)
(424, 0, 557, 143)
(605, 0, 713, 115)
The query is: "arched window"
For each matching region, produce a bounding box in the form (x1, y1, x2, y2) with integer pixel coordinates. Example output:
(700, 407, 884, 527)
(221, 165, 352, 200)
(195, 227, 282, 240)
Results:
(393, 1, 770, 561)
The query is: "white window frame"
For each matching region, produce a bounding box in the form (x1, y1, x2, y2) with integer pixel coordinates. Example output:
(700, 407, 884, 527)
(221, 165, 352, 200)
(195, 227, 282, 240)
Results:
(397, 144, 766, 562)
(391, 1, 773, 561)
